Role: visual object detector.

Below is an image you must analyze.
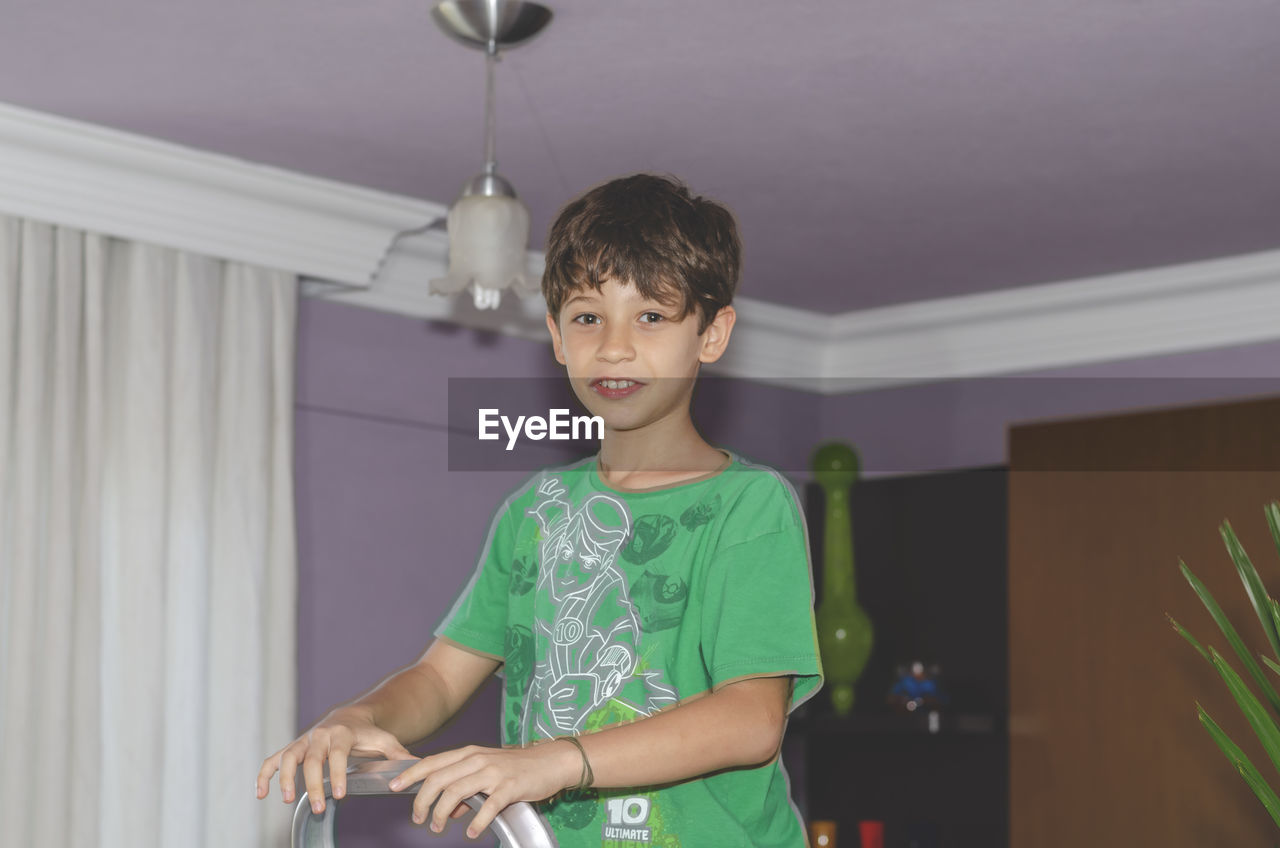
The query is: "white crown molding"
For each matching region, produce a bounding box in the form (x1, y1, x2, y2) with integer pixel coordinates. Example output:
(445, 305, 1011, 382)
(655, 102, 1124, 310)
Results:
(3, 101, 1277, 395)
(809, 248, 1280, 392)
(0, 101, 441, 285)
(326, 239, 1280, 394)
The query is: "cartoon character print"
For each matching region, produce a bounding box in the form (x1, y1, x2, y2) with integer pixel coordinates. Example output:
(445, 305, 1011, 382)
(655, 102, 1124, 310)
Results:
(503, 624, 536, 741)
(542, 789, 597, 832)
(509, 555, 536, 596)
(679, 494, 720, 530)
(621, 515, 677, 564)
(625, 498, 716, 632)
(632, 570, 690, 632)
(519, 477, 677, 744)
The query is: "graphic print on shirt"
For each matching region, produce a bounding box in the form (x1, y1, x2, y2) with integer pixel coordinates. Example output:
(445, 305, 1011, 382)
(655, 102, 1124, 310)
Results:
(518, 476, 678, 745)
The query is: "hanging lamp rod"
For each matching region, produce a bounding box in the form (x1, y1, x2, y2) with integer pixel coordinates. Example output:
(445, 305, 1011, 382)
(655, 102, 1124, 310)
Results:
(431, 0, 552, 199)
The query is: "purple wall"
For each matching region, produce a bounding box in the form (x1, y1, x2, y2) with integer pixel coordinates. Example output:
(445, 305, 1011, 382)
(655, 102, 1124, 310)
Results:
(293, 297, 1278, 844)
(822, 341, 1280, 475)
(294, 300, 546, 846)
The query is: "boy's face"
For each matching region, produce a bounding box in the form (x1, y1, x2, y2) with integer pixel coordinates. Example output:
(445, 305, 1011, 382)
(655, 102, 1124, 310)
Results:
(545, 278, 735, 435)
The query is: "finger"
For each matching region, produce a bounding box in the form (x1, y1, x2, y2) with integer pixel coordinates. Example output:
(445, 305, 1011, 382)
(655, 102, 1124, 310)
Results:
(302, 742, 330, 814)
(372, 729, 415, 761)
(329, 740, 350, 800)
(389, 746, 470, 792)
(411, 757, 485, 828)
(449, 802, 470, 819)
(346, 728, 407, 761)
(278, 744, 303, 804)
(387, 756, 432, 793)
(466, 792, 509, 840)
(411, 766, 455, 826)
(352, 735, 411, 761)
(256, 753, 281, 800)
(410, 777, 442, 827)
(430, 771, 490, 834)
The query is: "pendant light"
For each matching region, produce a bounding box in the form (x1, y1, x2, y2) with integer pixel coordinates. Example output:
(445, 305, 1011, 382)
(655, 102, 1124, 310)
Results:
(428, 0, 553, 310)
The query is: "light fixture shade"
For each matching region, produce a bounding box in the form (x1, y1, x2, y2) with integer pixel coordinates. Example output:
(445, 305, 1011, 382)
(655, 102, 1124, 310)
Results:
(430, 193, 539, 309)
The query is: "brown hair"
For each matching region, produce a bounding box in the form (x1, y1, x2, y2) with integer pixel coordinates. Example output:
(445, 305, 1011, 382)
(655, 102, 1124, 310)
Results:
(542, 174, 741, 333)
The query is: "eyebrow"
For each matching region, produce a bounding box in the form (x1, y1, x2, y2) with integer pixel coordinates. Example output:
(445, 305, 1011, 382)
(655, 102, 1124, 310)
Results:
(562, 293, 600, 308)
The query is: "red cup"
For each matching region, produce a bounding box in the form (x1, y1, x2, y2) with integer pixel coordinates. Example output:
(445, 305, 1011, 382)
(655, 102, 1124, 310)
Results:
(858, 820, 884, 848)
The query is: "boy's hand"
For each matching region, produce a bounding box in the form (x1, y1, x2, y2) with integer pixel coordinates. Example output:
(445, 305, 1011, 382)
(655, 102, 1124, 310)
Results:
(255, 707, 416, 813)
(387, 740, 582, 839)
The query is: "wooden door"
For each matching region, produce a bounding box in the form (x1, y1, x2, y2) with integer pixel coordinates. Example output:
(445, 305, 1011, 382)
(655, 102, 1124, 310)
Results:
(1009, 395, 1280, 846)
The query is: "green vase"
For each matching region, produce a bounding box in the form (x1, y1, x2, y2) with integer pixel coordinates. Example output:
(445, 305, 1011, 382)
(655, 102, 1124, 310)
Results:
(812, 442, 873, 716)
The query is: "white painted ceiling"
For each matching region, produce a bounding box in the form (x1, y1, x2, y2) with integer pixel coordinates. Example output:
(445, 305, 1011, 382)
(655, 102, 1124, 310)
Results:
(2, 0, 1277, 312)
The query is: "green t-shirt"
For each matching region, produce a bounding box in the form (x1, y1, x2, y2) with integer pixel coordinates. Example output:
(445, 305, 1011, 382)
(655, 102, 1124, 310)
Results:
(437, 450, 824, 848)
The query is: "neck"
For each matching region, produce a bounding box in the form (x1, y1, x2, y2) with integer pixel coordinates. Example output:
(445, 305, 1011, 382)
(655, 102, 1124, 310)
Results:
(597, 414, 725, 491)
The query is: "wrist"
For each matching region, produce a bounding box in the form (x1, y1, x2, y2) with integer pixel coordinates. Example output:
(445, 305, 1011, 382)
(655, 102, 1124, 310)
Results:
(556, 739, 581, 792)
(559, 735, 595, 791)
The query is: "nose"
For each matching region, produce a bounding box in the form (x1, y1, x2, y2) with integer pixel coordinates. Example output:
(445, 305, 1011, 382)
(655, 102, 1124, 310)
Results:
(596, 322, 635, 363)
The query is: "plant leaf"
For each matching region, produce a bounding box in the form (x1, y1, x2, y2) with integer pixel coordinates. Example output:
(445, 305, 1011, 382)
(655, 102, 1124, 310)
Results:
(1264, 655, 1280, 679)
(1221, 519, 1280, 663)
(1197, 703, 1280, 829)
(1270, 597, 1280, 656)
(1181, 560, 1280, 716)
(1266, 501, 1280, 564)
(1167, 613, 1210, 661)
(1209, 646, 1280, 778)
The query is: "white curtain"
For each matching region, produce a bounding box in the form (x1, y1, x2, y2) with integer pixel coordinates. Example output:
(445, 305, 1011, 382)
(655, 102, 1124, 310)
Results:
(0, 216, 297, 847)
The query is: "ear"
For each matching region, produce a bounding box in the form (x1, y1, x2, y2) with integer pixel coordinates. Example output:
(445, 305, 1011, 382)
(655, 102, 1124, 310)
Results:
(697, 305, 736, 364)
(546, 312, 567, 365)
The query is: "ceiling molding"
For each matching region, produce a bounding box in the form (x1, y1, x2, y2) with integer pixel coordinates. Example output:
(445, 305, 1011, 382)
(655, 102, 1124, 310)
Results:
(3, 100, 1276, 395)
(802, 247, 1280, 392)
(313, 235, 1280, 394)
(0, 101, 440, 286)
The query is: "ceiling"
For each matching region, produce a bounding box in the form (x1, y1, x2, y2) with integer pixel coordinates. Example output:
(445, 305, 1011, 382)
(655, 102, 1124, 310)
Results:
(2, 0, 1277, 313)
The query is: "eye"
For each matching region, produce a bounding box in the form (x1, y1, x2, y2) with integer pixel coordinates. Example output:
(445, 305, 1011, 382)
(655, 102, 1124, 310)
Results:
(639, 311, 665, 324)
(572, 313, 600, 326)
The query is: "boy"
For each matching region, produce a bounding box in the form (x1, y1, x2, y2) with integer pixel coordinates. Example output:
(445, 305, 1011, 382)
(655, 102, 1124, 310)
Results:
(257, 174, 823, 846)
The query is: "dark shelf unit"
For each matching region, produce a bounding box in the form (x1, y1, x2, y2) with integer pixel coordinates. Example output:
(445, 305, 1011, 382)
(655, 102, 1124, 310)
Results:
(785, 465, 1008, 848)
(790, 711, 1003, 737)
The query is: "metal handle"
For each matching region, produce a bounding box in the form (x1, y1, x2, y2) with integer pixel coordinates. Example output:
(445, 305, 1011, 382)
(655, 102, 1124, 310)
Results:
(290, 758, 559, 848)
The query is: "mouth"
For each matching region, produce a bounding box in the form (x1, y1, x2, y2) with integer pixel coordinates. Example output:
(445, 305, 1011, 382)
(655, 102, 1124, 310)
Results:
(589, 377, 645, 399)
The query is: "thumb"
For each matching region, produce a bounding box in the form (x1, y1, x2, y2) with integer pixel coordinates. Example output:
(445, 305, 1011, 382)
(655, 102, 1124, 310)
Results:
(376, 732, 416, 761)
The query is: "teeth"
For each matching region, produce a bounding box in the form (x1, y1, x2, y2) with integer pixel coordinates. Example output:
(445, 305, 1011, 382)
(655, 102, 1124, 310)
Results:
(601, 379, 635, 389)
